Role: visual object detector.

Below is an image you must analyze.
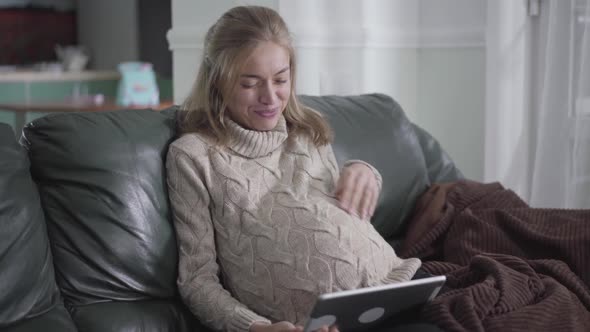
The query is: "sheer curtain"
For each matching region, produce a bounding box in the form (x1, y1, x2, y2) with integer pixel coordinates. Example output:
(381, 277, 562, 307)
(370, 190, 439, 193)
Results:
(529, 0, 590, 208)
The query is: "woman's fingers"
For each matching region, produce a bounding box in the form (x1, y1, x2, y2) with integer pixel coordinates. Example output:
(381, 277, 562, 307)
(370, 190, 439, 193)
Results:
(277, 321, 302, 332)
(359, 184, 373, 219)
(315, 325, 329, 332)
(367, 178, 379, 218)
(335, 163, 379, 220)
(347, 173, 367, 217)
(369, 182, 378, 217)
(335, 168, 355, 212)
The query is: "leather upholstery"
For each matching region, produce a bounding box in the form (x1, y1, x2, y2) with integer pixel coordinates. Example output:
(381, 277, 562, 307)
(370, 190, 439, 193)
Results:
(300, 94, 462, 240)
(0, 123, 75, 331)
(2, 306, 77, 332)
(21, 110, 178, 306)
(411, 123, 463, 184)
(68, 300, 207, 332)
(20, 110, 203, 331)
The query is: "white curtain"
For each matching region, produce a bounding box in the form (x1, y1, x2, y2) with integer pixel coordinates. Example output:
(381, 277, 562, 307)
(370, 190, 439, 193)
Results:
(529, 0, 590, 208)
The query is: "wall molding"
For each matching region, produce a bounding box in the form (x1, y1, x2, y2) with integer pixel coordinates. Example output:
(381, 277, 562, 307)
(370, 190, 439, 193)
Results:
(418, 28, 485, 48)
(167, 25, 485, 51)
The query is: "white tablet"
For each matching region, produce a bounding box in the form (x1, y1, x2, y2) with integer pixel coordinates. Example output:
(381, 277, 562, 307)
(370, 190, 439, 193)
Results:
(303, 275, 446, 332)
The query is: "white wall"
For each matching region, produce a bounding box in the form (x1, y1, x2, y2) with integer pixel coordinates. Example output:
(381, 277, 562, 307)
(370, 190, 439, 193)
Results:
(168, 0, 486, 180)
(416, 0, 486, 180)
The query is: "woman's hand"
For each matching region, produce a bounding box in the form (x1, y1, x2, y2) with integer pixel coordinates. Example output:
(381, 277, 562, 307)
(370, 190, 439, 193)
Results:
(314, 325, 340, 332)
(249, 321, 339, 332)
(334, 162, 380, 220)
(249, 321, 303, 332)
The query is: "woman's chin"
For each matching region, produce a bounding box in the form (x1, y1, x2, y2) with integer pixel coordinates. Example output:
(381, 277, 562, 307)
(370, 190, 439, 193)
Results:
(251, 113, 280, 131)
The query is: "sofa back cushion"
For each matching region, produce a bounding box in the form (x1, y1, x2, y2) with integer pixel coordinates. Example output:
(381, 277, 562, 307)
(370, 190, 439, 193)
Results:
(21, 110, 178, 306)
(0, 123, 61, 326)
(300, 94, 448, 239)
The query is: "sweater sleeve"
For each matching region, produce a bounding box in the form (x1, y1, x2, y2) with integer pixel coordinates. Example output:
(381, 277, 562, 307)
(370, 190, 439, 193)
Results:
(166, 145, 271, 332)
(318, 143, 340, 185)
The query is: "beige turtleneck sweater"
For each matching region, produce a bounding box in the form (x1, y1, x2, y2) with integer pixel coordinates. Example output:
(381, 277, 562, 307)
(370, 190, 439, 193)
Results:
(166, 116, 421, 332)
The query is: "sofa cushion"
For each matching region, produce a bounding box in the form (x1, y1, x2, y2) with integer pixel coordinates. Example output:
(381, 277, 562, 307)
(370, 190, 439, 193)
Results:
(2, 305, 77, 332)
(412, 123, 463, 184)
(0, 123, 72, 328)
(21, 109, 179, 307)
(300, 94, 451, 239)
(68, 300, 210, 332)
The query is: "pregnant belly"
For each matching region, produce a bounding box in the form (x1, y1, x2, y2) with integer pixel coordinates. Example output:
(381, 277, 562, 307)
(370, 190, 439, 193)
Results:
(217, 196, 394, 295)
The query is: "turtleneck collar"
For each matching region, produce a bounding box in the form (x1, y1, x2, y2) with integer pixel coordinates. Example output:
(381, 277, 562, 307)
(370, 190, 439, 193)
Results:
(225, 115, 289, 158)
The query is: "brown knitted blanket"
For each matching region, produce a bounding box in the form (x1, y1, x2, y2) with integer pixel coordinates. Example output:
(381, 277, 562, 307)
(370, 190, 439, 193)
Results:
(399, 181, 590, 332)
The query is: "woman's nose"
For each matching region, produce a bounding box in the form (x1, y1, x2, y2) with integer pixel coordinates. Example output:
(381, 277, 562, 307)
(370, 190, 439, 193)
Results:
(259, 82, 277, 105)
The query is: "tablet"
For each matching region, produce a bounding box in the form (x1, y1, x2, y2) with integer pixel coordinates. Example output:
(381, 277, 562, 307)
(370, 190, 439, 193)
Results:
(303, 275, 446, 332)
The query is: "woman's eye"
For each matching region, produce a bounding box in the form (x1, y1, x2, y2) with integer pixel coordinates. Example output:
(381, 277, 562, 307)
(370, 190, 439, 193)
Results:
(275, 79, 288, 84)
(240, 82, 257, 88)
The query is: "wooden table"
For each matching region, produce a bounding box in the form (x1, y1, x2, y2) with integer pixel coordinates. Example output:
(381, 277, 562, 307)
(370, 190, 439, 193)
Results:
(0, 99, 174, 113)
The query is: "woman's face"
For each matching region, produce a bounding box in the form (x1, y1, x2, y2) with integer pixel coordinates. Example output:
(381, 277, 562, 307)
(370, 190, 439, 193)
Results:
(225, 41, 291, 131)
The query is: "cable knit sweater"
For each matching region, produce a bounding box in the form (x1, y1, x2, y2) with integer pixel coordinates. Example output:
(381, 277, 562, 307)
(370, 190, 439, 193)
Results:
(166, 116, 422, 332)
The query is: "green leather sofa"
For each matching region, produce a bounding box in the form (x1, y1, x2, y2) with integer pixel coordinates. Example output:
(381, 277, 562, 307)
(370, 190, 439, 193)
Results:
(0, 93, 462, 332)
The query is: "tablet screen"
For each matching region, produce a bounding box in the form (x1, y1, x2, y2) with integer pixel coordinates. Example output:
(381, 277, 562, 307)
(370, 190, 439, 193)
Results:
(304, 275, 445, 332)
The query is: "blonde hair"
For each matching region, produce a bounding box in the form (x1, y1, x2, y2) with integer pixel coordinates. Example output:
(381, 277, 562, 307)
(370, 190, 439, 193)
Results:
(178, 5, 332, 146)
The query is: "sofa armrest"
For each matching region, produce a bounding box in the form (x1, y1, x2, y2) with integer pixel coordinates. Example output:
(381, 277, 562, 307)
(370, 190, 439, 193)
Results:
(411, 123, 464, 184)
